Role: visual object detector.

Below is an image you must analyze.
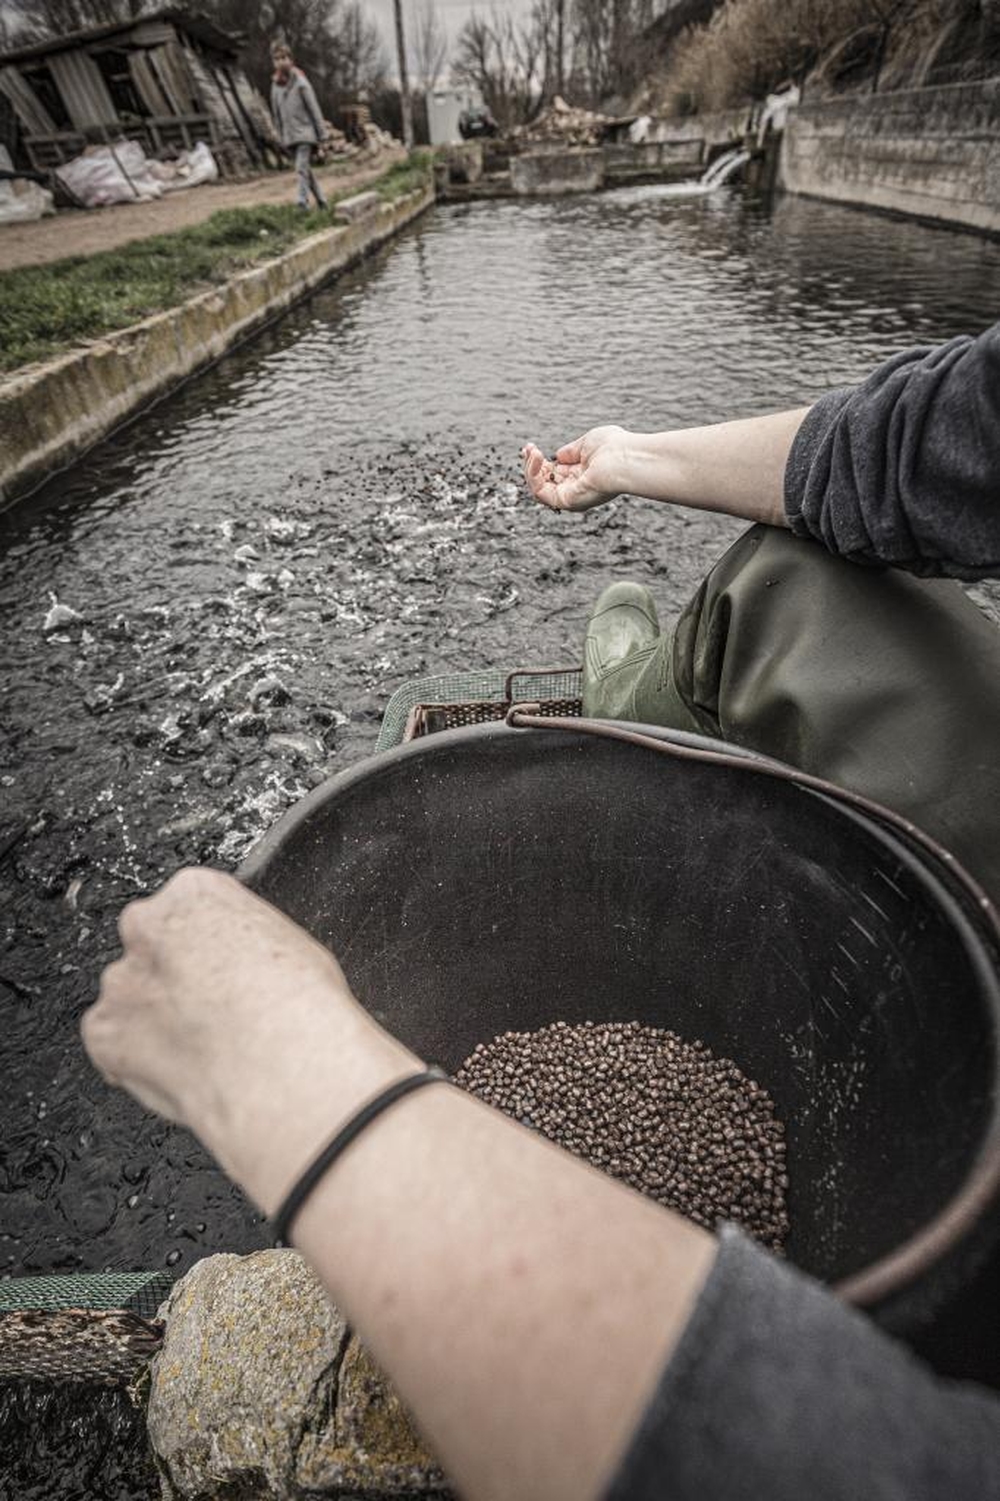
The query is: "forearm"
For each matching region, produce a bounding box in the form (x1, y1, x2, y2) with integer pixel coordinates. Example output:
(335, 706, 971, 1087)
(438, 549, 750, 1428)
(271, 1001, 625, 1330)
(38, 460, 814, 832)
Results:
(223, 1007, 715, 1501)
(623, 408, 811, 525)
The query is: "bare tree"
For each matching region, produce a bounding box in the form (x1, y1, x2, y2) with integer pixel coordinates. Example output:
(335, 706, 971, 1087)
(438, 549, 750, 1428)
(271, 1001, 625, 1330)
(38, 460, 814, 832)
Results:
(569, 0, 658, 105)
(866, 0, 914, 89)
(7, 0, 149, 37)
(413, 0, 449, 92)
(198, 0, 385, 113)
(526, 0, 567, 102)
(453, 5, 551, 126)
(338, 1, 386, 98)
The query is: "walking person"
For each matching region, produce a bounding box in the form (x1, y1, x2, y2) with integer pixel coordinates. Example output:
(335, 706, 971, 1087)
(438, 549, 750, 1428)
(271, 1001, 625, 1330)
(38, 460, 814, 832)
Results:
(270, 43, 328, 211)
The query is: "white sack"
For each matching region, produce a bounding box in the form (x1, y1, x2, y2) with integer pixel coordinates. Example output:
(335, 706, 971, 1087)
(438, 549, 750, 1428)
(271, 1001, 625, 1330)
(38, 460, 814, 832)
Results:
(151, 140, 219, 192)
(0, 144, 54, 223)
(56, 141, 164, 207)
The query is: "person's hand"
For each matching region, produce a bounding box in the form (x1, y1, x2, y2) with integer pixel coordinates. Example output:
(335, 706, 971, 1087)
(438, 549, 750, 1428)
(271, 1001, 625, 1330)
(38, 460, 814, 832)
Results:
(522, 426, 632, 512)
(81, 868, 415, 1208)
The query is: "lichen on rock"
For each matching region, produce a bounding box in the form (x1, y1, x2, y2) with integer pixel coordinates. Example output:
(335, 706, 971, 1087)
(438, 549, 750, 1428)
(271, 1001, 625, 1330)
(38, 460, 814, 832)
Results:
(147, 1250, 446, 1499)
(295, 1334, 446, 1496)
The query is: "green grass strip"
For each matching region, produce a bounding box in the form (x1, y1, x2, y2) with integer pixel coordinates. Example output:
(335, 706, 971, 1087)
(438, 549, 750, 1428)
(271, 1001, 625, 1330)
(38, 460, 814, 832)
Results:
(0, 153, 432, 375)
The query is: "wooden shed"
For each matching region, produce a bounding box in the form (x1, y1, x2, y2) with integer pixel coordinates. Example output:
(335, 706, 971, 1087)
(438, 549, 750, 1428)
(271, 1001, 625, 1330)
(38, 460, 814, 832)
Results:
(0, 8, 272, 175)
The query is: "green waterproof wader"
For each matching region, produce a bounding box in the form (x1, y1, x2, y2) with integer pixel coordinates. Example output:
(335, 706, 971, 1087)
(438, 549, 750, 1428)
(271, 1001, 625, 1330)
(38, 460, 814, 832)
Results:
(583, 525, 1000, 903)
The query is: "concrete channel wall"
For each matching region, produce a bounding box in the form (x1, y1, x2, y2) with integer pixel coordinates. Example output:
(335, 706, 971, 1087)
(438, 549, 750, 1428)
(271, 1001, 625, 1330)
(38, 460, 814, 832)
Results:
(510, 134, 730, 197)
(0, 182, 434, 509)
(780, 80, 1000, 234)
(512, 149, 605, 195)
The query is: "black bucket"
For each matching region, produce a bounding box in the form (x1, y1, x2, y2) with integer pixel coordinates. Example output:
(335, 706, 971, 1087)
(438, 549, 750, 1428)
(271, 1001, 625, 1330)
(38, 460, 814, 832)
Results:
(241, 722, 1000, 1378)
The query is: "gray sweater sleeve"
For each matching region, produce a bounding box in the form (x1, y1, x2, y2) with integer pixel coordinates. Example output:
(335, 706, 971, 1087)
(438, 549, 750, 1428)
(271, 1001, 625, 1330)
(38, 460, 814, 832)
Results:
(603, 1228, 1000, 1501)
(784, 323, 1000, 579)
(300, 76, 326, 139)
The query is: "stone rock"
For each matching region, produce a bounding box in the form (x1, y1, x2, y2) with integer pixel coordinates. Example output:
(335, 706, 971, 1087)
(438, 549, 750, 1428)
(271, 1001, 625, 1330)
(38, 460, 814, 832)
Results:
(295, 1334, 446, 1496)
(147, 1251, 447, 1499)
(148, 1250, 347, 1499)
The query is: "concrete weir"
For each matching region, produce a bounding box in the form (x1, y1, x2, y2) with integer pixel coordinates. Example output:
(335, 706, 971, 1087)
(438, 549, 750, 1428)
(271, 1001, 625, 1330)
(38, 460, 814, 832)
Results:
(0, 181, 434, 509)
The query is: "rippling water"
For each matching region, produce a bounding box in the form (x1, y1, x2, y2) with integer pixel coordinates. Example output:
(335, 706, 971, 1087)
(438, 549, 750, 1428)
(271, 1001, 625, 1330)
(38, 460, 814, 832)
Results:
(2, 186, 999, 1278)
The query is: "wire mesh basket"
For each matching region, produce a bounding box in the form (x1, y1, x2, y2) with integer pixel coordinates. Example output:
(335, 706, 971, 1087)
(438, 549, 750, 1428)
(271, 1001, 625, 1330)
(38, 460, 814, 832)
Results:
(378, 667, 583, 751)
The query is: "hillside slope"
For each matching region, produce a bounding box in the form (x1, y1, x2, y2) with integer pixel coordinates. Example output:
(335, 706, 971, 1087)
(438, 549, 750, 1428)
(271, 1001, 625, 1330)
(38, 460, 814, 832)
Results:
(631, 0, 1000, 116)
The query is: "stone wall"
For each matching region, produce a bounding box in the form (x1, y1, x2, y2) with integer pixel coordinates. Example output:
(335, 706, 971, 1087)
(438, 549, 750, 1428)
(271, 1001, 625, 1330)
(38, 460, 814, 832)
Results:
(779, 80, 1000, 235)
(0, 183, 434, 509)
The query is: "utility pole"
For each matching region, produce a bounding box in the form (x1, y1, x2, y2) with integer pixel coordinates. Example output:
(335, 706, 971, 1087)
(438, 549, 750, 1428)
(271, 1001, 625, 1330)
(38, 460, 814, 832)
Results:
(556, 0, 565, 98)
(393, 0, 414, 151)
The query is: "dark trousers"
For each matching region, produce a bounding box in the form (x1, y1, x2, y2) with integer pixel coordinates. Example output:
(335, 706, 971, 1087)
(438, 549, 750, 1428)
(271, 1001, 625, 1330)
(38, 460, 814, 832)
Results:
(294, 142, 326, 208)
(583, 525, 1000, 901)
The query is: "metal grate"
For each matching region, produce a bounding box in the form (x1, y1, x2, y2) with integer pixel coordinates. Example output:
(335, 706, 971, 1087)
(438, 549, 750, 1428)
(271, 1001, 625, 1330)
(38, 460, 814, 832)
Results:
(405, 697, 581, 740)
(378, 667, 583, 752)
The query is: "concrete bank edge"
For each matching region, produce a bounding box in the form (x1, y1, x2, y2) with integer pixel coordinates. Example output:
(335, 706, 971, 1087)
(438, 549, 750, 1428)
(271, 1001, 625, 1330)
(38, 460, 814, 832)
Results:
(777, 177, 1000, 237)
(0, 181, 434, 510)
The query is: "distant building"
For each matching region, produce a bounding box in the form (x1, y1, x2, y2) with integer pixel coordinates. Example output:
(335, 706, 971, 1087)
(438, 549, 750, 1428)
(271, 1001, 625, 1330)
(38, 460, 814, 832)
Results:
(426, 86, 482, 147)
(0, 7, 272, 176)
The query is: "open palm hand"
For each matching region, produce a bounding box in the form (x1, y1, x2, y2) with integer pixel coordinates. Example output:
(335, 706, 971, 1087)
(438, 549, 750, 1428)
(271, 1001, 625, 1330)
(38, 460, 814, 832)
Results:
(522, 426, 630, 513)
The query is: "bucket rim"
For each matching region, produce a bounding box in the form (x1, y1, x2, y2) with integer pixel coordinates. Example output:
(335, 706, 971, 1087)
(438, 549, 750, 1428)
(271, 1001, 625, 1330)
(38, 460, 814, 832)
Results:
(238, 718, 1000, 1320)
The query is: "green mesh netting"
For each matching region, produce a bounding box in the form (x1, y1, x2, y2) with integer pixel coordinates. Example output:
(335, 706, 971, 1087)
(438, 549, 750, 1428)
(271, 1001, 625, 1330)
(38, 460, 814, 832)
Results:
(377, 667, 583, 752)
(0, 1271, 174, 1317)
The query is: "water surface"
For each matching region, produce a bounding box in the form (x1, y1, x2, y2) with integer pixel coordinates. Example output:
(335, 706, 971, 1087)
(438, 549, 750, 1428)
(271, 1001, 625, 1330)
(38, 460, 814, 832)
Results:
(2, 185, 998, 1276)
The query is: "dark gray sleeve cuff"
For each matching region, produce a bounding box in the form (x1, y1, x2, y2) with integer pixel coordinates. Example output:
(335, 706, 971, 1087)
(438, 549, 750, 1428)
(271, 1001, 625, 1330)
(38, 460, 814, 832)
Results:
(780, 328, 1000, 579)
(603, 1227, 1000, 1501)
(783, 386, 855, 541)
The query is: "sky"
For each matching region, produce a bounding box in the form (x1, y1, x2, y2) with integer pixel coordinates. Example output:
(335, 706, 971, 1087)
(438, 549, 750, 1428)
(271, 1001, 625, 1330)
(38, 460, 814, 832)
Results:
(365, 0, 536, 73)
(0, 0, 533, 84)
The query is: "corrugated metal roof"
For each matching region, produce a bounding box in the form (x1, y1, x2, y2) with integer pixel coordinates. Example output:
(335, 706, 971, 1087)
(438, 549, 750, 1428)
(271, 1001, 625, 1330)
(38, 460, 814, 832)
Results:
(0, 7, 243, 67)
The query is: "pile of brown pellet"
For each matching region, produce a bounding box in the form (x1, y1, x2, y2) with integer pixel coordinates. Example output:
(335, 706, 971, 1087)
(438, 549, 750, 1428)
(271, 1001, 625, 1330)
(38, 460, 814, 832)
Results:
(454, 1020, 790, 1251)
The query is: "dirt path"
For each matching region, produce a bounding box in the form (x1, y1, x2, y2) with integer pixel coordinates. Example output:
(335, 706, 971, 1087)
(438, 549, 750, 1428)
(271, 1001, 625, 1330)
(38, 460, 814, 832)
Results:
(0, 146, 405, 272)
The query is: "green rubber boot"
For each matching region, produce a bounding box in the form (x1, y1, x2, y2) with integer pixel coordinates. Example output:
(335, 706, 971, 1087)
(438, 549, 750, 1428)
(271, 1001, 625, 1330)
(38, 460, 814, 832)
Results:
(582, 526, 1000, 901)
(582, 582, 661, 719)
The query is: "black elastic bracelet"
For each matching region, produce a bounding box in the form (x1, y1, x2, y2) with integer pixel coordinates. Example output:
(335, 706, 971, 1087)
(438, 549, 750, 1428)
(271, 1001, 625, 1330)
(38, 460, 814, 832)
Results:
(272, 1066, 450, 1246)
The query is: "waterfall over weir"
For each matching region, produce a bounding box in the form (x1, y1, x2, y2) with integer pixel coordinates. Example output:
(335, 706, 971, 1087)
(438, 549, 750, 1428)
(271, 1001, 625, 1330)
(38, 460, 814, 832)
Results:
(700, 148, 751, 186)
(608, 146, 751, 203)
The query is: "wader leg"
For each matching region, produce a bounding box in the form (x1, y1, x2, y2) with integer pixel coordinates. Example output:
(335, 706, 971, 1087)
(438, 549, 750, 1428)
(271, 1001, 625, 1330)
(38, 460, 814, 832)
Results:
(596, 524, 1000, 899)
